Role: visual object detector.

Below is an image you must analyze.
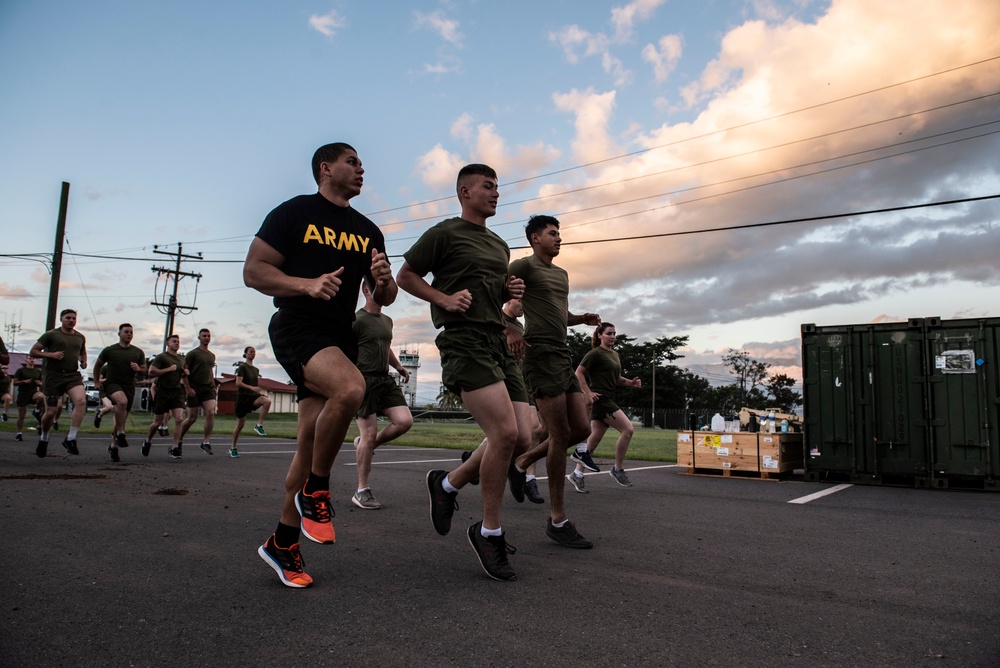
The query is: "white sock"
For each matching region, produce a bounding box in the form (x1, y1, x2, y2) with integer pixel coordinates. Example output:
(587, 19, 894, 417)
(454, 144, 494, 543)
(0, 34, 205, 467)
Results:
(442, 475, 459, 494)
(552, 518, 568, 528)
(480, 525, 502, 537)
(525, 474, 536, 482)
(576, 443, 588, 453)
(356, 487, 369, 495)
(41, 431, 49, 441)
(68, 427, 79, 440)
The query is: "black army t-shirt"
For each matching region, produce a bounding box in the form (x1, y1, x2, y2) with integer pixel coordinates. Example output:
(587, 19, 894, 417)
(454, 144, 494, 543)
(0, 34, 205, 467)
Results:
(255, 193, 386, 322)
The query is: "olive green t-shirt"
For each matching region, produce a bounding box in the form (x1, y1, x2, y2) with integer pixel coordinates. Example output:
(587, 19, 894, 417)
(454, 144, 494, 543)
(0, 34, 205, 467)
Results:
(579, 347, 621, 395)
(508, 254, 569, 346)
(14, 367, 42, 399)
(152, 352, 185, 391)
(402, 217, 510, 331)
(235, 362, 261, 397)
(353, 309, 393, 375)
(185, 347, 216, 389)
(97, 343, 146, 387)
(36, 328, 86, 376)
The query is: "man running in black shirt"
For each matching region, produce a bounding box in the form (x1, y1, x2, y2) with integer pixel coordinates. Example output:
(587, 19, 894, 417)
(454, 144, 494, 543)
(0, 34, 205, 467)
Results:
(245, 142, 396, 588)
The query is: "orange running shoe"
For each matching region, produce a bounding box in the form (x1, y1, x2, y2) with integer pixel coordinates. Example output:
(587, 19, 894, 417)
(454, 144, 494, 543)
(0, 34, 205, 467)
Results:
(295, 487, 336, 544)
(258, 535, 313, 588)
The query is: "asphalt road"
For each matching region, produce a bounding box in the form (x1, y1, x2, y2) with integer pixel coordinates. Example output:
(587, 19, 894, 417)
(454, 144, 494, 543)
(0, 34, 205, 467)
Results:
(1, 432, 998, 667)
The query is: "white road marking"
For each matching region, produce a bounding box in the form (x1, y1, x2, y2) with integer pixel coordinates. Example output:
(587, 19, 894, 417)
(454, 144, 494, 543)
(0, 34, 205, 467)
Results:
(787, 483, 853, 504)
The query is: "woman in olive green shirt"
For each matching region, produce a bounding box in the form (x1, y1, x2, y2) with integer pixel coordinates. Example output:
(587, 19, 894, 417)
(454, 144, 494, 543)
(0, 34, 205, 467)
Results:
(573, 322, 642, 488)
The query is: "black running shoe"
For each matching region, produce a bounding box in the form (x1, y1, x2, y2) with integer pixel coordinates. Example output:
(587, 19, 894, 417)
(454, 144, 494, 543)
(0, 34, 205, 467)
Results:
(93, 413, 102, 429)
(141, 440, 151, 457)
(158, 426, 168, 437)
(36, 440, 48, 458)
(53, 422, 60, 431)
(169, 445, 182, 459)
(524, 478, 545, 504)
(108, 444, 120, 462)
(1, 413, 6, 422)
(426, 470, 458, 536)
(32, 408, 42, 423)
(115, 432, 129, 448)
(460, 450, 480, 485)
(15, 433, 23, 442)
(571, 449, 600, 473)
(508, 461, 526, 503)
(62, 438, 79, 455)
(545, 518, 593, 549)
(467, 521, 516, 581)
(200, 442, 213, 455)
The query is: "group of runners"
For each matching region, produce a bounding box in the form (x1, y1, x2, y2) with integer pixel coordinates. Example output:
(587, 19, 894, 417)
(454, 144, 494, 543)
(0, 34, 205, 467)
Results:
(1, 321, 272, 461)
(246, 143, 643, 588)
(1, 141, 644, 588)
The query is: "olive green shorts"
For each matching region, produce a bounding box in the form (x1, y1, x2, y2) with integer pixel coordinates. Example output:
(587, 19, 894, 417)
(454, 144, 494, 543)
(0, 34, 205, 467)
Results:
(154, 388, 185, 415)
(591, 394, 622, 422)
(103, 382, 135, 413)
(186, 384, 217, 408)
(523, 343, 581, 399)
(358, 375, 408, 417)
(44, 372, 83, 405)
(436, 327, 528, 403)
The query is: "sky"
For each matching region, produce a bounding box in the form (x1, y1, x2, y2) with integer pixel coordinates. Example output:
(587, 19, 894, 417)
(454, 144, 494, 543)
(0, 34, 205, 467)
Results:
(2, 0, 999, 406)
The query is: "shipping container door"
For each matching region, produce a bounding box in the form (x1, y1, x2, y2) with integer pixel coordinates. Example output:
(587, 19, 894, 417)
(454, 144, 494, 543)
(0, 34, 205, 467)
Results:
(863, 322, 929, 478)
(802, 325, 862, 474)
(926, 318, 999, 480)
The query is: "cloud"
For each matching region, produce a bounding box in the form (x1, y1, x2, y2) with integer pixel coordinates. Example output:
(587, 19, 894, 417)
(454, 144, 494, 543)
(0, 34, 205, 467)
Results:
(642, 34, 683, 83)
(413, 10, 463, 47)
(551, 0, 666, 84)
(308, 10, 346, 37)
(527, 0, 1000, 345)
(0, 283, 33, 299)
(611, 0, 668, 41)
(416, 119, 561, 192)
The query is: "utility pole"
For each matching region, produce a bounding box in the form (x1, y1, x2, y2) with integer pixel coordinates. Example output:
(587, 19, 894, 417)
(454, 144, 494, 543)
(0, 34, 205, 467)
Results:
(45, 182, 70, 331)
(151, 243, 203, 352)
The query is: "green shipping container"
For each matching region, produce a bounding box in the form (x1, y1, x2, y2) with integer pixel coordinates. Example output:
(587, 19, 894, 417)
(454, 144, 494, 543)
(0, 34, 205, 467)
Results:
(801, 317, 1000, 489)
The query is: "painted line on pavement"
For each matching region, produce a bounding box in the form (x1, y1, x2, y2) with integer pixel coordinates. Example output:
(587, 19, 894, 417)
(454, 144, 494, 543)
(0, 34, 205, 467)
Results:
(787, 483, 853, 504)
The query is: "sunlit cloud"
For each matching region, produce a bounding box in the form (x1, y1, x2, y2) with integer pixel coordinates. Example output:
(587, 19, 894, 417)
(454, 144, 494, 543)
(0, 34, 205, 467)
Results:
(308, 10, 347, 37)
(413, 10, 463, 47)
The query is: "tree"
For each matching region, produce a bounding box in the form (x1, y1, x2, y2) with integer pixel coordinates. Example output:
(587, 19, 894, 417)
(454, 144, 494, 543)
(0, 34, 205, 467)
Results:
(766, 373, 802, 413)
(436, 384, 464, 411)
(722, 349, 770, 407)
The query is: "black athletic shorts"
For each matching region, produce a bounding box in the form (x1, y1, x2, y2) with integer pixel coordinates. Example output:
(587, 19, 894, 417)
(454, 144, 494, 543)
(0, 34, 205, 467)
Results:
(268, 308, 358, 401)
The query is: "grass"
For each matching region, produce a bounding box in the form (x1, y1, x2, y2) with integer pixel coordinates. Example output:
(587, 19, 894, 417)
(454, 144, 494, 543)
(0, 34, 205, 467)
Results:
(0, 411, 679, 462)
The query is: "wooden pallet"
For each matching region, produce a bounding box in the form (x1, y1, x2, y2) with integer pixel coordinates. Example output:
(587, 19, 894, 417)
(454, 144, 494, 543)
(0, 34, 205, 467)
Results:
(679, 465, 794, 481)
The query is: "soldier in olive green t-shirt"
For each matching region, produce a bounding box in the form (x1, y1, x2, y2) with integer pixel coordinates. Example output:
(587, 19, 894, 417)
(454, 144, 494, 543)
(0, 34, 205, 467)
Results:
(177, 328, 218, 456)
(30, 309, 88, 458)
(93, 323, 147, 460)
(396, 163, 529, 581)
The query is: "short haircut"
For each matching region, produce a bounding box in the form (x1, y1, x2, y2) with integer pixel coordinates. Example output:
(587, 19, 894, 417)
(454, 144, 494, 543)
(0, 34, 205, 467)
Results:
(311, 142, 357, 185)
(525, 214, 559, 243)
(166, 334, 179, 342)
(199, 328, 210, 335)
(118, 323, 132, 332)
(456, 163, 497, 196)
(60, 309, 76, 318)
(243, 346, 253, 357)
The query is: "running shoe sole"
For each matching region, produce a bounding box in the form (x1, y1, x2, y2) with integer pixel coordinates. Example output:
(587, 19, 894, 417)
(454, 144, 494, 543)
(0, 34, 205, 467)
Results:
(257, 543, 312, 588)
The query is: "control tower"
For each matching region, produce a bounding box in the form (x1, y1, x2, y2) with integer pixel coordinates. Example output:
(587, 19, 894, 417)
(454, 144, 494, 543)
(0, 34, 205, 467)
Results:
(397, 346, 420, 407)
